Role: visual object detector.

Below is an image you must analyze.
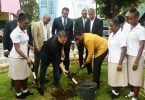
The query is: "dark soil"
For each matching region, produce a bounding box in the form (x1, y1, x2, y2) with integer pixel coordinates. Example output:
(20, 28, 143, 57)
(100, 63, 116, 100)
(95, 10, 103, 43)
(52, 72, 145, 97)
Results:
(50, 75, 86, 100)
(51, 83, 78, 100)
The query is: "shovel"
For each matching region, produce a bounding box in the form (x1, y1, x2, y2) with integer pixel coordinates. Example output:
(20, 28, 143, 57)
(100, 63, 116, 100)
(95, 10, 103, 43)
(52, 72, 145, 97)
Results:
(67, 64, 86, 84)
(29, 64, 44, 95)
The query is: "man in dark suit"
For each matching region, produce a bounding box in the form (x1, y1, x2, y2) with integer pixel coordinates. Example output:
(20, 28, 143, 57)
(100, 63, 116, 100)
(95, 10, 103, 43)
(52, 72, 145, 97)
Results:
(74, 9, 88, 67)
(52, 7, 73, 71)
(85, 8, 103, 36)
(39, 30, 68, 95)
(85, 8, 103, 74)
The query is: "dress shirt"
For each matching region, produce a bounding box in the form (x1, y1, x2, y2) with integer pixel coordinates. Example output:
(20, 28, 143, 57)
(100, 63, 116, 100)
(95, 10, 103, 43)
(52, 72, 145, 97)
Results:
(62, 17, 67, 29)
(90, 18, 95, 33)
(41, 21, 48, 41)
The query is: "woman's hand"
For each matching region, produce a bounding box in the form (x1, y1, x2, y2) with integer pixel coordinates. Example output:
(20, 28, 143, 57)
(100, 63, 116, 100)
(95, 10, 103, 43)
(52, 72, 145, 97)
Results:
(26, 58, 33, 65)
(132, 64, 138, 71)
(117, 65, 122, 71)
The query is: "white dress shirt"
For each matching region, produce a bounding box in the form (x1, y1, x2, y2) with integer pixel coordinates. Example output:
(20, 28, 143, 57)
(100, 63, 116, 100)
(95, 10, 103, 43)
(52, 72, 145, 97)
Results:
(62, 17, 67, 28)
(40, 21, 48, 41)
(90, 18, 95, 33)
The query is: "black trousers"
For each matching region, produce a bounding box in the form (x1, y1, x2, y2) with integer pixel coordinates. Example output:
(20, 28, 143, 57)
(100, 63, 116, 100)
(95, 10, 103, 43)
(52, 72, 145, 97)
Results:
(63, 40, 71, 71)
(77, 43, 84, 67)
(39, 54, 60, 88)
(85, 50, 92, 73)
(34, 51, 41, 77)
(93, 49, 108, 88)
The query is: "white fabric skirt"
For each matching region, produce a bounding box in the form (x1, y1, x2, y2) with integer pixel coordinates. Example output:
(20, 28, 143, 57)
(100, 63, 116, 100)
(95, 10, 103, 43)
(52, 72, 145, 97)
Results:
(8, 57, 30, 80)
(108, 62, 128, 87)
(127, 55, 144, 87)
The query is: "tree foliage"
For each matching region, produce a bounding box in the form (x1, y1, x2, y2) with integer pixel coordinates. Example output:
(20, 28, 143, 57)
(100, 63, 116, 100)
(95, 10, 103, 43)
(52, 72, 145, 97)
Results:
(95, 0, 145, 18)
(20, 0, 39, 22)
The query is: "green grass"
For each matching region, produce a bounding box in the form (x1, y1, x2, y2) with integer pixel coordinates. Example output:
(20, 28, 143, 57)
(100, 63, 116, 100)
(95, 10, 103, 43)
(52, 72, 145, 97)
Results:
(0, 63, 145, 100)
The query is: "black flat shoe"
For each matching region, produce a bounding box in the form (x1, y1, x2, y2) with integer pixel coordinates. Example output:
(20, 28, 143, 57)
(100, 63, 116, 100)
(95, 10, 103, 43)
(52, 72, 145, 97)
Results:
(111, 92, 119, 99)
(16, 94, 26, 99)
(23, 91, 33, 97)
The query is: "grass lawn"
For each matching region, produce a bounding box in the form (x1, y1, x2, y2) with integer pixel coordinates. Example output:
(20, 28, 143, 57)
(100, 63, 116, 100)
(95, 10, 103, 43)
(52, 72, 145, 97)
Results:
(0, 61, 145, 100)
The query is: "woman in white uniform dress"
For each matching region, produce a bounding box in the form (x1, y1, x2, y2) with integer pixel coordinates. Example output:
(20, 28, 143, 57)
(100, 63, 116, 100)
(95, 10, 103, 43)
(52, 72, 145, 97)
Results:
(108, 17, 128, 98)
(8, 13, 33, 99)
(126, 8, 145, 100)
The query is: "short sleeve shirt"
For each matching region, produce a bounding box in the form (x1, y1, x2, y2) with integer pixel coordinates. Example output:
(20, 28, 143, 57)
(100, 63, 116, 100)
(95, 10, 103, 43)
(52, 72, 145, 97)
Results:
(10, 26, 29, 58)
(108, 29, 127, 63)
(127, 23, 145, 56)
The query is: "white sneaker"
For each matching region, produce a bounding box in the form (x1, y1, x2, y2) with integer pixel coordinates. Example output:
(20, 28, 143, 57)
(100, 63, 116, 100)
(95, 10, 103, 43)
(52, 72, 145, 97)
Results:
(125, 91, 134, 97)
(132, 97, 137, 100)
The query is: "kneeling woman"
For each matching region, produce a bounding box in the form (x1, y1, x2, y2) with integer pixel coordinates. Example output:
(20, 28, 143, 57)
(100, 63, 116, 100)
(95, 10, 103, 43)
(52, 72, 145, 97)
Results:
(8, 13, 33, 99)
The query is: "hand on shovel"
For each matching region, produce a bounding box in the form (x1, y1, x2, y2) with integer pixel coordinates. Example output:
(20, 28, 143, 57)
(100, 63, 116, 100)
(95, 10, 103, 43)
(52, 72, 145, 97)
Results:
(66, 72, 78, 85)
(60, 62, 68, 76)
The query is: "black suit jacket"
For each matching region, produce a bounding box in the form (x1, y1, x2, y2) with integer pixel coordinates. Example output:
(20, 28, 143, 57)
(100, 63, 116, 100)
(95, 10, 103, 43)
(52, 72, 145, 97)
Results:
(85, 18, 103, 36)
(40, 35, 63, 64)
(52, 17, 73, 41)
(74, 17, 89, 32)
(3, 20, 17, 51)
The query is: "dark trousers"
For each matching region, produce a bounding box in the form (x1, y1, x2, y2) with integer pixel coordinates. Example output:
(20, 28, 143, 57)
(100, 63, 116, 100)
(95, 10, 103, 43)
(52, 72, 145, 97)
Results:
(34, 51, 41, 77)
(85, 50, 92, 73)
(39, 55, 60, 88)
(63, 40, 71, 71)
(93, 49, 108, 88)
(77, 43, 84, 67)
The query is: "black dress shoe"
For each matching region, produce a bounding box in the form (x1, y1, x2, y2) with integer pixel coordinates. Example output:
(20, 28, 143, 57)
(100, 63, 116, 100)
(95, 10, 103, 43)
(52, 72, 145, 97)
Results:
(37, 87, 44, 96)
(87, 71, 92, 75)
(44, 79, 49, 83)
(54, 83, 62, 89)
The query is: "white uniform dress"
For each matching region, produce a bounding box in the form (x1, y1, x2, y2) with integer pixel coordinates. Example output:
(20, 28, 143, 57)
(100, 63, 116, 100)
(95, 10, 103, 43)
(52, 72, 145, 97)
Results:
(8, 26, 30, 80)
(108, 28, 128, 87)
(127, 23, 145, 86)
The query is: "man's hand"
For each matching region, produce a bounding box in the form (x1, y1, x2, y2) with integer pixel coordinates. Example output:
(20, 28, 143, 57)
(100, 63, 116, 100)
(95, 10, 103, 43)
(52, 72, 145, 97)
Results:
(60, 62, 68, 76)
(132, 64, 138, 71)
(4, 51, 9, 57)
(62, 69, 68, 76)
(82, 62, 90, 68)
(34, 48, 40, 53)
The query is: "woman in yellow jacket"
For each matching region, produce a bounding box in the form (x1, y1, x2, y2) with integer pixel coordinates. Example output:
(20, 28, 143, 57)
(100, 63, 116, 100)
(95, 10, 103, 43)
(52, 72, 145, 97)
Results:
(74, 30, 108, 89)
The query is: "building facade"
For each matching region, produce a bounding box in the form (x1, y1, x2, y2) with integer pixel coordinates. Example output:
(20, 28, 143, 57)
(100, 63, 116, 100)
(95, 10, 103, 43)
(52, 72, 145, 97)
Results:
(39, 0, 95, 23)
